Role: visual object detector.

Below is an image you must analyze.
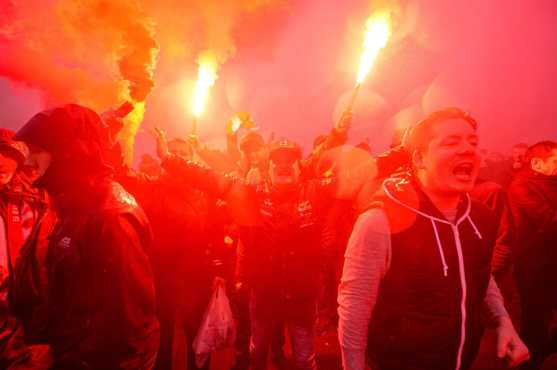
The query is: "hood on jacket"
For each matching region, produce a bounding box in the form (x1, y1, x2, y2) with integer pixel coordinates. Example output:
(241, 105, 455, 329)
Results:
(14, 104, 113, 196)
(373, 173, 483, 277)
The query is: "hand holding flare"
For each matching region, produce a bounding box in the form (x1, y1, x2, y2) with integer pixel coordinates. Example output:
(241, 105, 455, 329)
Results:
(150, 127, 169, 160)
(227, 112, 256, 135)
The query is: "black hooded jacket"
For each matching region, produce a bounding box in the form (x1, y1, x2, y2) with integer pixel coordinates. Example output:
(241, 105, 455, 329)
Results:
(14, 104, 159, 369)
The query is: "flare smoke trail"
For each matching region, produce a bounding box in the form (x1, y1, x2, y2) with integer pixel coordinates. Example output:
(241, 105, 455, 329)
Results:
(0, 0, 159, 163)
(0, 0, 288, 162)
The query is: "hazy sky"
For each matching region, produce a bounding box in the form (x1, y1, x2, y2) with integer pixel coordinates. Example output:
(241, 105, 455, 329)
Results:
(1, 0, 556, 162)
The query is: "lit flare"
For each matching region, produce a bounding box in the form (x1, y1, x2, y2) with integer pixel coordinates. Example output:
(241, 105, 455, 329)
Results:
(356, 12, 391, 85)
(191, 53, 218, 118)
(231, 116, 242, 132)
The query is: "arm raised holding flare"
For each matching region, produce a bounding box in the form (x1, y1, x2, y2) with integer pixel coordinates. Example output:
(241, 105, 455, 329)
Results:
(301, 111, 354, 179)
(226, 112, 257, 167)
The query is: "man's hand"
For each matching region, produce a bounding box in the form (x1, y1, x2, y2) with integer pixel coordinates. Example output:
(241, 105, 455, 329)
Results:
(149, 127, 169, 160)
(495, 315, 529, 367)
(188, 134, 201, 151)
(335, 111, 353, 133)
(226, 118, 238, 136)
(245, 167, 263, 186)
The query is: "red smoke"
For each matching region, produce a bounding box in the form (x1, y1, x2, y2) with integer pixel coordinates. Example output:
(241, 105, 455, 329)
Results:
(0, 0, 158, 110)
(1, 0, 556, 162)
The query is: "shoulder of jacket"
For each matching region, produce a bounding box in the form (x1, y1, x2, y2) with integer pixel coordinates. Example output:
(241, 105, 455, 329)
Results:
(469, 198, 498, 221)
(91, 182, 145, 224)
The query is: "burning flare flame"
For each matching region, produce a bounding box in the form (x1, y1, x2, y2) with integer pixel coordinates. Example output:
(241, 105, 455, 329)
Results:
(231, 116, 243, 132)
(356, 12, 391, 85)
(191, 53, 218, 118)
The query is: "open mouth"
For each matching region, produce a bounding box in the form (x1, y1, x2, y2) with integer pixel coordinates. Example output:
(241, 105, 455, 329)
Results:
(453, 162, 474, 182)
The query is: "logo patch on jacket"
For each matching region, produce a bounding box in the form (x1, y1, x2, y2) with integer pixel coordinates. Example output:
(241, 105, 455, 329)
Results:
(297, 201, 315, 228)
(58, 237, 72, 249)
(10, 206, 20, 223)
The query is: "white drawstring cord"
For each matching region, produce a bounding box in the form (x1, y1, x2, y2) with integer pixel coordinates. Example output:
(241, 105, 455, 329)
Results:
(383, 180, 453, 277)
(467, 215, 483, 240)
(382, 180, 478, 370)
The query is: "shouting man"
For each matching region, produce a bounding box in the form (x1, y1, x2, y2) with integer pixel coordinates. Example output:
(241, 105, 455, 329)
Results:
(338, 108, 529, 370)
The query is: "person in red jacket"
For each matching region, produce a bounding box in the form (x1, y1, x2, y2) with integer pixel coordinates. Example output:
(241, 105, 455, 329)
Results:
(14, 104, 159, 370)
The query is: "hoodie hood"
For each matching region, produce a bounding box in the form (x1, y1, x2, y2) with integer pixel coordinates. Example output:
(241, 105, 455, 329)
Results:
(381, 175, 482, 228)
(15, 104, 113, 197)
(380, 174, 483, 275)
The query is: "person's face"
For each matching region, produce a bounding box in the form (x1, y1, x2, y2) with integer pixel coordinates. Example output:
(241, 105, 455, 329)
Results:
(512, 146, 527, 164)
(531, 149, 557, 176)
(168, 141, 192, 160)
(414, 119, 480, 195)
(269, 152, 300, 188)
(24, 145, 52, 181)
(139, 156, 161, 177)
(245, 145, 267, 169)
(0, 152, 18, 188)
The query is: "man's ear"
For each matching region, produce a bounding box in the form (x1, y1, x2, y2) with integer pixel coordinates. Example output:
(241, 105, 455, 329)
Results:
(412, 149, 425, 170)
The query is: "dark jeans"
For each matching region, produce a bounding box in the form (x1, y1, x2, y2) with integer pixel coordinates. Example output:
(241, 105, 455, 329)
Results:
(249, 294, 316, 370)
(231, 288, 285, 370)
(231, 286, 251, 370)
(154, 272, 211, 370)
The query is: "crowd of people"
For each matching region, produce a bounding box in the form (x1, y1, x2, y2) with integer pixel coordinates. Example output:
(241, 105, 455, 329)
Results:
(0, 103, 556, 370)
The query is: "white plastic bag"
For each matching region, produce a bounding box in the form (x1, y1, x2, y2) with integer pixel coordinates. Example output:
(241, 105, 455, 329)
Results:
(192, 278, 237, 367)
